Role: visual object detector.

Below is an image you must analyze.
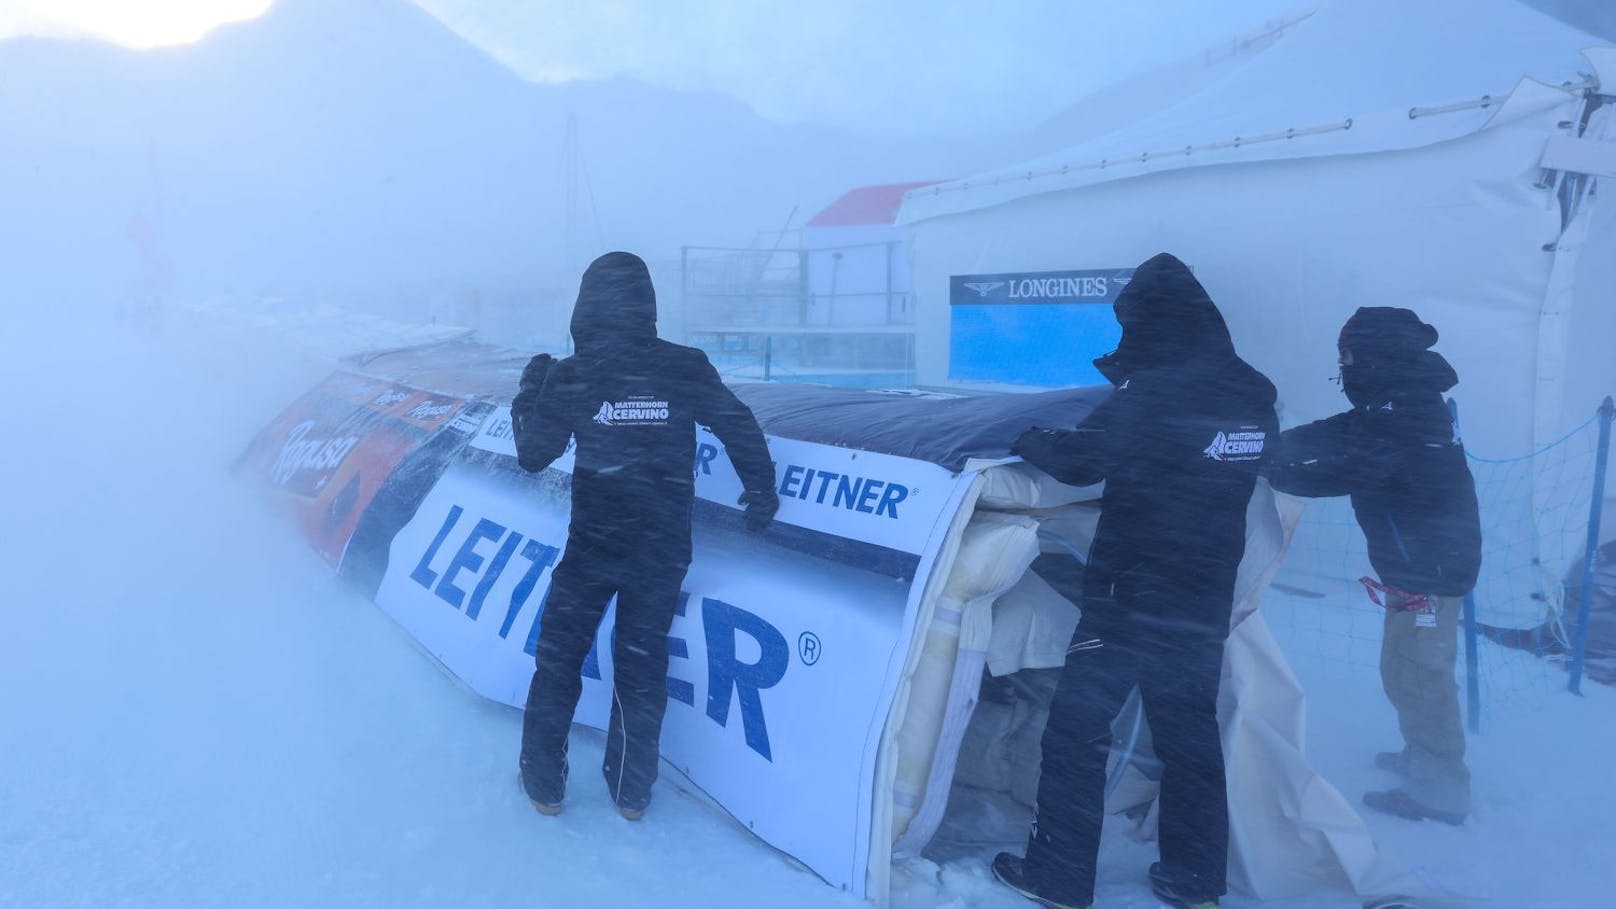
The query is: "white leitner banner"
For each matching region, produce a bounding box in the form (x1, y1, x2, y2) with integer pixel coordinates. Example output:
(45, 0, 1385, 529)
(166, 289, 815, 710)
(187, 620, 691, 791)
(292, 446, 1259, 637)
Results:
(469, 406, 948, 554)
(375, 412, 973, 894)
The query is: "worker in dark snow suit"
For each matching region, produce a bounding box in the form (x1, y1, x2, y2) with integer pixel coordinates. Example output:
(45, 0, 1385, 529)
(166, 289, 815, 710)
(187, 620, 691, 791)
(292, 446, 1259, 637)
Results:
(992, 253, 1278, 909)
(511, 251, 779, 819)
(1268, 307, 1480, 825)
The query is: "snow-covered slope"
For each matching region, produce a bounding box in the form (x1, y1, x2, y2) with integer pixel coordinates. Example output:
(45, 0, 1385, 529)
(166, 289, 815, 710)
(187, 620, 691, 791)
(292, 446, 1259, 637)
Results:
(1015, 6, 1318, 162)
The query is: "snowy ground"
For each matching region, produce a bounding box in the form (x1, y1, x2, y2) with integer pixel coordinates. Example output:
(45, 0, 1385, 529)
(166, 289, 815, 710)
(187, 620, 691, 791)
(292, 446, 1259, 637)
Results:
(2, 318, 1612, 908)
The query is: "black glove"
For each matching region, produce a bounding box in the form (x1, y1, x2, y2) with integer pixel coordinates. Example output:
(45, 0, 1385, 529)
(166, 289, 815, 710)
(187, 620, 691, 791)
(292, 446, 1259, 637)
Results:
(737, 489, 780, 533)
(520, 353, 556, 392)
(1010, 426, 1053, 458)
(511, 355, 556, 463)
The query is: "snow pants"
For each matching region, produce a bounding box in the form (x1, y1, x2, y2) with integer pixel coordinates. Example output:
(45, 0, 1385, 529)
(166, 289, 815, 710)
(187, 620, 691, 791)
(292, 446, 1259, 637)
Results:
(1023, 624, 1227, 908)
(1380, 593, 1470, 816)
(519, 544, 688, 810)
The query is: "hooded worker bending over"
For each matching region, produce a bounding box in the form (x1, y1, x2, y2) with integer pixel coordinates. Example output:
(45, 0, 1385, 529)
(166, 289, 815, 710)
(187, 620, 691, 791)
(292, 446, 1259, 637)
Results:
(994, 253, 1278, 909)
(511, 251, 779, 820)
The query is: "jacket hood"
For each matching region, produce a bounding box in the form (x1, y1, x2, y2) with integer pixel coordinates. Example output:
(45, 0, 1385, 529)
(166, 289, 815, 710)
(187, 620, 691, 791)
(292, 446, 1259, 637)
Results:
(1094, 252, 1237, 384)
(570, 251, 657, 351)
(1337, 307, 1458, 404)
(1338, 307, 1439, 363)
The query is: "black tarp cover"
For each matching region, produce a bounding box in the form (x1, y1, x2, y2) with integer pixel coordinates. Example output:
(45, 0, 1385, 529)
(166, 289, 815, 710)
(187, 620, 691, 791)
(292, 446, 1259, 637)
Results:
(732, 383, 1110, 472)
(351, 341, 1111, 473)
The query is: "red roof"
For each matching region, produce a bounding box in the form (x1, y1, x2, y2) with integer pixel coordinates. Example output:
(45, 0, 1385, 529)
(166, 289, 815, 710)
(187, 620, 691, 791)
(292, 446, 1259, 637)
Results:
(806, 180, 946, 227)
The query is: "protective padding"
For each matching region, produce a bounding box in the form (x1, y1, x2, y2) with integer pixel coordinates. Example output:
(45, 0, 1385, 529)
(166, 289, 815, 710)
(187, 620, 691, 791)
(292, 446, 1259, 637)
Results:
(883, 475, 1432, 903)
(888, 512, 1040, 851)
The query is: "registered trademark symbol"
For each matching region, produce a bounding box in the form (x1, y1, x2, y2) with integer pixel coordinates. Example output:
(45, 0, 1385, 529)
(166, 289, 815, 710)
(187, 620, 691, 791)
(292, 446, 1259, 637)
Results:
(798, 631, 822, 666)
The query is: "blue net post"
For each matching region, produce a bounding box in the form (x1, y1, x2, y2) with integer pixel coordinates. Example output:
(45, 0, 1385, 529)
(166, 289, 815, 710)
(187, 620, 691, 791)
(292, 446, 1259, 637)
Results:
(1463, 587, 1481, 733)
(1568, 396, 1614, 695)
(1449, 398, 1482, 732)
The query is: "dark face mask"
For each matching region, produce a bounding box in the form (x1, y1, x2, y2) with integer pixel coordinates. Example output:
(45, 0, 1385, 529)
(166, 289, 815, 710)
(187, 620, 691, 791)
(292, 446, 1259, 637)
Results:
(1340, 362, 1383, 409)
(1094, 350, 1128, 386)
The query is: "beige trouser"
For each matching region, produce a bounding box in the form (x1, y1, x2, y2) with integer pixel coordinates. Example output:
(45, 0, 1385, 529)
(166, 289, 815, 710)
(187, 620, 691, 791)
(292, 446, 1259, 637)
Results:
(1379, 593, 1471, 816)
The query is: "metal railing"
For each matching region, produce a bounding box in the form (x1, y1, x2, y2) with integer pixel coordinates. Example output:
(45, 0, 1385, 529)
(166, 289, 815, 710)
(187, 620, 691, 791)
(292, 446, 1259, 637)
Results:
(680, 241, 914, 331)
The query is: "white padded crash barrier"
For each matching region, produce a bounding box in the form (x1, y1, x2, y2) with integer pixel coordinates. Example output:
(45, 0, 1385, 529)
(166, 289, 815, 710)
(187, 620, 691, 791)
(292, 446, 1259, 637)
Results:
(874, 475, 1426, 903)
(889, 511, 1040, 855)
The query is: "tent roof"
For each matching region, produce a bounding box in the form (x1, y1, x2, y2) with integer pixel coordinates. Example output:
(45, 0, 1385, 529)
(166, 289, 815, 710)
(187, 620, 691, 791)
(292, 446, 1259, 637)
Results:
(809, 180, 944, 227)
(899, 0, 1609, 225)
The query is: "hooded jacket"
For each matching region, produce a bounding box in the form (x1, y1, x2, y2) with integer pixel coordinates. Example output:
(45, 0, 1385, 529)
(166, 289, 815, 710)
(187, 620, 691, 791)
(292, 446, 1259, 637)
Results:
(1013, 253, 1279, 641)
(1268, 307, 1481, 596)
(510, 252, 777, 563)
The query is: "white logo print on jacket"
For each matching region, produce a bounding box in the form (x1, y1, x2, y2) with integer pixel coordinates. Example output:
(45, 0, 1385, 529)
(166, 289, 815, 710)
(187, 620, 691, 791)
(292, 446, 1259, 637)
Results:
(592, 399, 671, 427)
(1203, 429, 1267, 462)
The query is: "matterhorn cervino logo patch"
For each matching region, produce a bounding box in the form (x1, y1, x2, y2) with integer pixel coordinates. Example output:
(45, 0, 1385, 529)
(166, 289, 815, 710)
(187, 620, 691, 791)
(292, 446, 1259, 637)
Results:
(1203, 428, 1267, 462)
(592, 398, 671, 426)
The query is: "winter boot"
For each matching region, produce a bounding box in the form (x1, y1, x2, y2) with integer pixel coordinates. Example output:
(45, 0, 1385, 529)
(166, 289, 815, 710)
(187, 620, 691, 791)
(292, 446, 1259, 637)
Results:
(517, 771, 563, 816)
(1149, 862, 1219, 909)
(990, 853, 1090, 909)
(615, 794, 649, 821)
(605, 768, 651, 821)
(519, 741, 569, 818)
(1374, 750, 1410, 776)
(1362, 788, 1465, 826)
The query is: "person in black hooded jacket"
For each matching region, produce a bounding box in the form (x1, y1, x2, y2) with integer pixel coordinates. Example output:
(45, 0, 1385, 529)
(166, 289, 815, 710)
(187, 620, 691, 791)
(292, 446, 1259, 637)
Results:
(991, 253, 1277, 909)
(510, 251, 779, 819)
(1268, 306, 1480, 825)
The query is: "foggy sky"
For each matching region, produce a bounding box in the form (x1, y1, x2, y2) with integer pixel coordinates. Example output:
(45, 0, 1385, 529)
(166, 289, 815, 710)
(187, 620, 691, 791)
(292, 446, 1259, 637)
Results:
(0, 0, 1312, 137)
(6, 0, 1613, 137)
(412, 0, 1312, 136)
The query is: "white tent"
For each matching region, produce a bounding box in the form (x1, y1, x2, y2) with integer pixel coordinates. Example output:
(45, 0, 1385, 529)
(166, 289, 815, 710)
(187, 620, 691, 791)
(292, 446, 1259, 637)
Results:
(899, 0, 1614, 503)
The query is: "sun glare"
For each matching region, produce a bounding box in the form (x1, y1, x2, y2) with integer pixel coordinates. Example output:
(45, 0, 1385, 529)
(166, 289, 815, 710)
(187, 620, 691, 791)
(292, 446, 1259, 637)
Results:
(6, 0, 272, 47)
